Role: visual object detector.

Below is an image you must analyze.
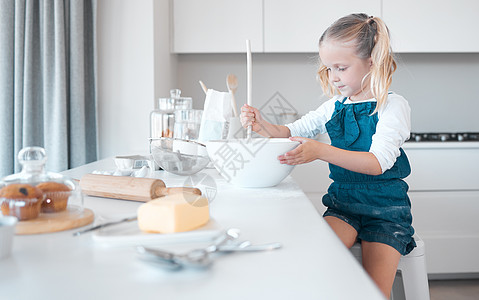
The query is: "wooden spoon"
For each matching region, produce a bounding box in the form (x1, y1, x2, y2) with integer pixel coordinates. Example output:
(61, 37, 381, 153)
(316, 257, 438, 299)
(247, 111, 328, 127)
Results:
(226, 74, 239, 117)
(199, 80, 208, 94)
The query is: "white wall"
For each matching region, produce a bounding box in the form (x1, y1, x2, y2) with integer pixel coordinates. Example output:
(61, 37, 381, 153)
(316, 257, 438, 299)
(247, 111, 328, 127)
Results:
(97, 0, 176, 159)
(176, 53, 479, 133)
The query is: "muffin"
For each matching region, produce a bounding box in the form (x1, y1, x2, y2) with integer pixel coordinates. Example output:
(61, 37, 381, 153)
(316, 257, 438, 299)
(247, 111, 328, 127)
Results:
(36, 182, 71, 213)
(0, 184, 44, 220)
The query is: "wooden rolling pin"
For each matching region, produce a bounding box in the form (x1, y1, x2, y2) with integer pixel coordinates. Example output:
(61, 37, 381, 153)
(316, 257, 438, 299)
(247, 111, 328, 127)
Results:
(79, 174, 201, 202)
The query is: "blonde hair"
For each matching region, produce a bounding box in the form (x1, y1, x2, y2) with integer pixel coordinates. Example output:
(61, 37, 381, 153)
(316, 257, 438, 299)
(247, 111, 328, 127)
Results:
(317, 13, 396, 113)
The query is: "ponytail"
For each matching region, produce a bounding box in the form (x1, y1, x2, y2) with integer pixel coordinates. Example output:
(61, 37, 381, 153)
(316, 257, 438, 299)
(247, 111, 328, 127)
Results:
(317, 14, 396, 113)
(368, 17, 396, 113)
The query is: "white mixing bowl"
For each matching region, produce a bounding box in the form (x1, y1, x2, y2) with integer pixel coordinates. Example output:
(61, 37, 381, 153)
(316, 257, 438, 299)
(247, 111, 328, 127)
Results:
(205, 138, 300, 188)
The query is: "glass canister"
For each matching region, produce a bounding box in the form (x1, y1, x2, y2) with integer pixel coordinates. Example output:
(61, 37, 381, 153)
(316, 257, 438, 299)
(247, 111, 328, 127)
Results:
(150, 111, 175, 138)
(150, 89, 193, 138)
(173, 109, 203, 140)
(0, 147, 83, 221)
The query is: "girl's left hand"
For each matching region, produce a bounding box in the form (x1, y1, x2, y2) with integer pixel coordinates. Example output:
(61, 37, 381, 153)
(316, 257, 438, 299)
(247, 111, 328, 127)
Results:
(278, 137, 320, 165)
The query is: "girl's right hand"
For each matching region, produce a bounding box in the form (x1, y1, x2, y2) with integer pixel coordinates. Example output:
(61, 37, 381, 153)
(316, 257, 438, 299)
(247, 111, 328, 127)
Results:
(240, 104, 266, 133)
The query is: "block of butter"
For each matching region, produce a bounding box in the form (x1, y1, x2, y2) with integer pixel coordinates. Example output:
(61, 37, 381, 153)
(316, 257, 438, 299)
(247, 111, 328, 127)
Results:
(137, 192, 209, 234)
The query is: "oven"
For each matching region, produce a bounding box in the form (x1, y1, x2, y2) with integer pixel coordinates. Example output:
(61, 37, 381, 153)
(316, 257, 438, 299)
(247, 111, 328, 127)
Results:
(403, 132, 479, 278)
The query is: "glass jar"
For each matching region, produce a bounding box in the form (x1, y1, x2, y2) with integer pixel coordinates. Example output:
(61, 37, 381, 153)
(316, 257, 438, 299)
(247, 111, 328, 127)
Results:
(154, 89, 192, 111)
(150, 89, 193, 138)
(150, 110, 175, 138)
(0, 147, 83, 221)
(173, 109, 203, 140)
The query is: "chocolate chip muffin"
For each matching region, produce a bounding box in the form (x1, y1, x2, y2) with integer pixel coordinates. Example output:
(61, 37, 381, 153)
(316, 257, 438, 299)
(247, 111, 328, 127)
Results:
(0, 184, 44, 220)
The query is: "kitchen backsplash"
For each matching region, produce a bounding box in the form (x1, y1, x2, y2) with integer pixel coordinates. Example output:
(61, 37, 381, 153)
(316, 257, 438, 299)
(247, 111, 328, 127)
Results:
(177, 53, 479, 132)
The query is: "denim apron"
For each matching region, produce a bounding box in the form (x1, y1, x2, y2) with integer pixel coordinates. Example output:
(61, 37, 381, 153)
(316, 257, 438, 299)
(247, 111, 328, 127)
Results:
(322, 97, 416, 255)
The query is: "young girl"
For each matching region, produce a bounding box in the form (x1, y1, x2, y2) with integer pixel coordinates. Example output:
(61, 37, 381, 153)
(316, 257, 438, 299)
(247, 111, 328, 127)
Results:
(240, 13, 415, 298)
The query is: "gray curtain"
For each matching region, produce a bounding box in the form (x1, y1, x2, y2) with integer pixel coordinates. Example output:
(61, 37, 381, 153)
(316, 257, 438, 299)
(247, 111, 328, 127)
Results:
(0, 0, 97, 177)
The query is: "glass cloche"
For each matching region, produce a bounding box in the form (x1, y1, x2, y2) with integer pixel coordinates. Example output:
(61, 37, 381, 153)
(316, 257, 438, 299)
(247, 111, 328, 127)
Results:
(0, 147, 84, 222)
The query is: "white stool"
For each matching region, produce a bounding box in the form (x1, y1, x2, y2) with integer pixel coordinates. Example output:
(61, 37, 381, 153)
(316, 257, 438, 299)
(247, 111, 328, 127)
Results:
(350, 235, 430, 300)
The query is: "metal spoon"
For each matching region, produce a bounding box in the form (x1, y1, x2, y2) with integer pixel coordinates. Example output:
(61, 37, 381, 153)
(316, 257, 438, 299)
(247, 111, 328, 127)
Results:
(137, 228, 241, 269)
(136, 246, 183, 270)
(137, 241, 282, 269)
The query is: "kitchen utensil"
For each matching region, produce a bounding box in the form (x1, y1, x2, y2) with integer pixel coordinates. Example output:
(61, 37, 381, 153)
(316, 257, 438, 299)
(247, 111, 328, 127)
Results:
(137, 228, 240, 268)
(0, 216, 17, 259)
(150, 138, 210, 176)
(199, 81, 208, 94)
(72, 216, 137, 236)
(226, 74, 239, 117)
(137, 240, 282, 269)
(246, 39, 252, 141)
(137, 246, 183, 270)
(187, 228, 240, 256)
(205, 138, 299, 187)
(79, 174, 201, 201)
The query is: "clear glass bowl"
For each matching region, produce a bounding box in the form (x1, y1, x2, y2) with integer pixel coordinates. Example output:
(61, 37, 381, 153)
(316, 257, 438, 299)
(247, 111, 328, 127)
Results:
(0, 147, 83, 221)
(150, 138, 210, 176)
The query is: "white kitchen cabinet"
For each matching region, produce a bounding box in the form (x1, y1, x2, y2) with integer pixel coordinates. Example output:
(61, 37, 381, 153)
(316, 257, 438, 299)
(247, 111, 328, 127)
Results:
(173, 0, 479, 53)
(409, 191, 479, 275)
(403, 143, 479, 191)
(263, 0, 381, 53)
(172, 0, 263, 53)
(403, 142, 479, 276)
(383, 0, 479, 52)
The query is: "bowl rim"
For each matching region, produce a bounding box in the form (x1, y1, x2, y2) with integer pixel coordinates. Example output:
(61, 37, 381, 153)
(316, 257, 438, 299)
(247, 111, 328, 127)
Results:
(149, 137, 206, 147)
(205, 137, 299, 144)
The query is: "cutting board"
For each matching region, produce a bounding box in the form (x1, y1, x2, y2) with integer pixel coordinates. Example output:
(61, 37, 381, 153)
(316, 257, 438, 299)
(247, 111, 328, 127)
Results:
(15, 207, 94, 235)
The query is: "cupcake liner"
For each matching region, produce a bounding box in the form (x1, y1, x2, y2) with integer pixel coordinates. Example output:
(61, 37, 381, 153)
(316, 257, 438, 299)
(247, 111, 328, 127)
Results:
(41, 191, 71, 213)
(0, 196, 44, 221)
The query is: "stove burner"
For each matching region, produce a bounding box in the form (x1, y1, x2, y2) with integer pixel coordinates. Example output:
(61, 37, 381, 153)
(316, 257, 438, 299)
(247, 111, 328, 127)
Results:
(408, 132, 479, 142)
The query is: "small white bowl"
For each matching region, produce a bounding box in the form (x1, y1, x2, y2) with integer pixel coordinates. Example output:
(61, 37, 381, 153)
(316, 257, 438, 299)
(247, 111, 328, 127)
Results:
(205, 138, 300, 188)
(114, 157, 135, 170)
(0, 216, 18, 259)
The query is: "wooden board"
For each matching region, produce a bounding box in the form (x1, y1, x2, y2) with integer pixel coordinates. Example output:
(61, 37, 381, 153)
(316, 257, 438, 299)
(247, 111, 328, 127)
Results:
(15, 207, 94, 235)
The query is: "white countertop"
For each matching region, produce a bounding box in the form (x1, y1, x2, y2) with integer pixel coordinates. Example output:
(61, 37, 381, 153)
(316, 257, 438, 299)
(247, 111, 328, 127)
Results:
(1, 158, 384, 300)
(403, 141, 479, 149)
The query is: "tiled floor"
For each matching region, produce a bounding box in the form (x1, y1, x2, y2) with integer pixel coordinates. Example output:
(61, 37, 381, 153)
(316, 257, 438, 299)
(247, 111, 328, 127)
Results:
(429, 279, 479, 300)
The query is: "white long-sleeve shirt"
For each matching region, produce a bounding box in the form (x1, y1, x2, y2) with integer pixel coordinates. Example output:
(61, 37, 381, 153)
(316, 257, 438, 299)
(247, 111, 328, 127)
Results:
(286, 92, 411, 173)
